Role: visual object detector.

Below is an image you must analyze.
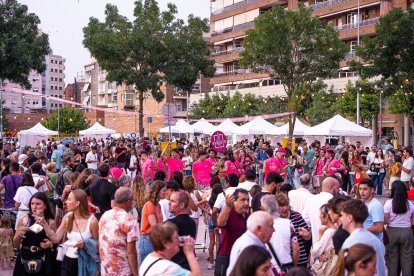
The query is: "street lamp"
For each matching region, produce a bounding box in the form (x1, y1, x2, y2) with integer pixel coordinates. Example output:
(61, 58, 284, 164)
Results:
(356, 0, 361, 125)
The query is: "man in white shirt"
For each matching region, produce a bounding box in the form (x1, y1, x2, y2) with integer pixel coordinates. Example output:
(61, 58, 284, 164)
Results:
(301, 177, 338, 247)
(238, 168, 258, 192)
(226, 211, 274, 276)
(366, 145, 377, 168)
(86, 146, 99, 174)
(399, 147, 414, 187)
(31, 162, 50, 194)
(288, 174, 313, 213)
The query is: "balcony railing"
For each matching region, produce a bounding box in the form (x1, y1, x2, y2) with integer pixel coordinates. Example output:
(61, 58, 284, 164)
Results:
(334, 17, 379, 31)
(211, 47, 245, 57)
(310, 0, 346, 10)
(212, 21, 255, 37)
(214, 69, 250, 77)
(212, 0, 260, 15)
(345, 51, 357, 58)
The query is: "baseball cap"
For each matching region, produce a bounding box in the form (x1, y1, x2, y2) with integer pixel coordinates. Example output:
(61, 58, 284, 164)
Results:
(277, 147, 286, 153)
(18, 154, 28, 165)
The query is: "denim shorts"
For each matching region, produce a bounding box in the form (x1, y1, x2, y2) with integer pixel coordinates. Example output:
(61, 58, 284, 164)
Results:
(208, 216, 214, 232)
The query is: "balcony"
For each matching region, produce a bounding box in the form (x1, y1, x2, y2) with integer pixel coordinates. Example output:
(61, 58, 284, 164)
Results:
(122, 92, 135, 107)
(334, 17, 379, 31)
(212, 0, 261, 15)
(310, 0, 347, 10)
(98, 87, 106, 94)
(212, 21, 255, 37)
(214, 69, 251, 77)
(211, 47, 245, 57)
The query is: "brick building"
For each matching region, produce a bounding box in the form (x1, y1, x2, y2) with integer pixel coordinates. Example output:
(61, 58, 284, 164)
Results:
(195, 0, 414, 145)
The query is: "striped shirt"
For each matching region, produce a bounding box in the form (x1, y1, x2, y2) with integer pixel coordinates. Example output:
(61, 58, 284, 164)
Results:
(289, 211, 310, 266)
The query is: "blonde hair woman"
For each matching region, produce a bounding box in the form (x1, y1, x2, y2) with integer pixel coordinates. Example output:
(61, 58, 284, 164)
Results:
(38, 189, 98, 276)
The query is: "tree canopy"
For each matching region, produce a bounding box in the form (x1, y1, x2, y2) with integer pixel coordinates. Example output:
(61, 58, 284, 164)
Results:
(0, 0, 50, 88)
(352, 8, 414, 117)
(83, 0, 214, 136)
(241, 4, 347, 138)
(43, 108, 90, 133)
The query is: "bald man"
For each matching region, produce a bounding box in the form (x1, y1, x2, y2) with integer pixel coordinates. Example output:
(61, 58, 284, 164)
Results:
(301, 177, 338, 247)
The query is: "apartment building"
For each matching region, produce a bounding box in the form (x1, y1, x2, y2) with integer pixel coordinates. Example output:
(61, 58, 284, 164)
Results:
(82, 58, 118, 109)
(1, 52, 65, 114)
(46, 54, 66, 111)
(199, 0, 412, 104)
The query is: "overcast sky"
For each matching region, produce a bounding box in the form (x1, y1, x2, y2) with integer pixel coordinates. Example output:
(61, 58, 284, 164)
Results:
(18, 0, 210, 83)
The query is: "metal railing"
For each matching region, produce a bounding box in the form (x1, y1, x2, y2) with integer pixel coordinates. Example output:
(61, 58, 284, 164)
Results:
(310, 0, 346, 10)
(211, 47, 245, 57)
(345, 51, 357, 58)
(214, 69, 250, 77)
(212, 0, 260, 15)
(212, 21, 255, 37)
(334, 17, 379, 31)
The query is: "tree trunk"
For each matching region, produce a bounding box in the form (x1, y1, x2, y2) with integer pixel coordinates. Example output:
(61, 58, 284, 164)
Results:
(372, 114, 378, 145)
(404, 115, 410, 146)
(138, 91, 144, 137)
(287, 92, 296, 150)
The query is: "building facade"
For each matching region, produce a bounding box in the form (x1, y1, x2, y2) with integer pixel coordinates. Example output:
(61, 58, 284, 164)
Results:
(46, 54, 66, 111)
(193, 0, 414, 144)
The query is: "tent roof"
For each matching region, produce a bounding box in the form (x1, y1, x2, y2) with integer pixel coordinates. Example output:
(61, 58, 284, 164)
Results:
(181, 118, 217, 134)
(19, 123, 58, 135)
(159, 119, 190, 134)
(266, 118, 311, 136)
(304, 114, 372, 137)
(235, 116, 279, 135)
(79, 122, 116, 135)
(208, 118, 240, 135)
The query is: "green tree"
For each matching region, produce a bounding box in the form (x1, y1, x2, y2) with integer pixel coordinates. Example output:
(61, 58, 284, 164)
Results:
(83, 0, 214, 136)
(351, 8, 414, 120)
(222, 92, 259, 118)
(0, 0, 50, 88)
(190, 92, 229, 119)
(241, 4, 347, 138)
(334, 81, 379, 125)
(43, 108, 90, 133)
(304, 86, 338, 125)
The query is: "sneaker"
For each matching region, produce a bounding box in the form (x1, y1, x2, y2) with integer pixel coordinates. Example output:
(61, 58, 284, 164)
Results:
(208, 263, 215, 270)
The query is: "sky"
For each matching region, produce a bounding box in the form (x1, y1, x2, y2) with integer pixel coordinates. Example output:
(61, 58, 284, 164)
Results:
(18, 0, 210, 83)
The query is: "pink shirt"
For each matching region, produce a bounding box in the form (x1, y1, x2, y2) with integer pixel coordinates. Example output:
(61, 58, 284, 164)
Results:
(166, 157, 184, 180)
(141, 159, 155, 183)
(192, 160, 212, 186)
(264, 157, 286, 179)
(156, 159, 165, 172)
(225, 160, 240, 176)
(327, 159, 342, 175)
(315, 158, 327, 176)
(110, 167, 124, 179)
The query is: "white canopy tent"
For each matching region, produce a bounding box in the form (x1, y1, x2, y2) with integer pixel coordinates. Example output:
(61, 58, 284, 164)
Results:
(19, 123, 58, 147)
(210, 118, 240, 135)
(266, 118, 312, 136)
(79, 122, 116, 139)
(304, 114, 372, 137)
(181, 118, 218, 135)
(159, 119, 191, 134)
(235, 116, 279, 135)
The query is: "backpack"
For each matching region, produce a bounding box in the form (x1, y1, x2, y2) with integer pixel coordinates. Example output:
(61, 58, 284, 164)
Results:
(55, 167, 71, 198)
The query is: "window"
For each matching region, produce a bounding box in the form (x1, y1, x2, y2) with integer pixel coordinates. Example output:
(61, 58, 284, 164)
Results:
(59, 78, 62, 82)
(59, 87, 63, 90)
(225, 64, 233, 72)
(59, 104, 62, 107)
(55, 86, 58, 90)
(59, 70, 62, 73)
(347, 13, 358, 25)
(50, 86, 53, 90)
(59, 61, 62, 65)
(11, 100, 17, 105)
(350, 41, 358, 52)
(234, 39, 242, 48)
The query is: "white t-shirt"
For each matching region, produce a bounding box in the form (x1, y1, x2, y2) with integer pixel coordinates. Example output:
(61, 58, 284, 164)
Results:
(190, 192, 200, 219)
(139, 254, 190, 276)
(401, 157, 414, 181)
(14, 186, 38, 210)
(213, 187, 237, 211)
(85, 151, 98, 170)
(373, 158, 385, 173)
(384, 199, 414, 228)
(182, 156, 193, 170)
(32, 174, 48, 193)
(238, 181, 257, 192)
(159, 199, 174, 222)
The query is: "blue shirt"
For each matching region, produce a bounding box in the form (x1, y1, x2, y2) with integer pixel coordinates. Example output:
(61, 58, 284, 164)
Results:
(51, 150, 62, 170)
(363, 198, 384, 240)
(342, 228, 386, 276)
(257, 150, 268, 169)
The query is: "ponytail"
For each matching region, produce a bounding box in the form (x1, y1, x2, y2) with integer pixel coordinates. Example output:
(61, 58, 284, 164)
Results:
(333, 249, 347, 276)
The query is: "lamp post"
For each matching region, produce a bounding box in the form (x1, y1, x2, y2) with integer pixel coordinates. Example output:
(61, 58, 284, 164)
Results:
(356, 0, 361, 125)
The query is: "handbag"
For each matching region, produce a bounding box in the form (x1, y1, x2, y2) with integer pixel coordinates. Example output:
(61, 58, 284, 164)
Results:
(310, 248, 337, 276)
(56, 244, 67, 261)
(267, 242, 287, 276)
(21, 257, 44, 274)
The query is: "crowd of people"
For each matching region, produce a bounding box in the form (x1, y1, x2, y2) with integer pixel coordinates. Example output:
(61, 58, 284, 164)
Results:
(0, 135, 412, 276)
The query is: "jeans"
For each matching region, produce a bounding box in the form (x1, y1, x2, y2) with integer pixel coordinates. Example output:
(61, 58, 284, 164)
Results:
(138, 235, 153, 264)
(258, 170, 265, 186)
(373, 172, 385, 195)
(214, 254, 230, 276)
